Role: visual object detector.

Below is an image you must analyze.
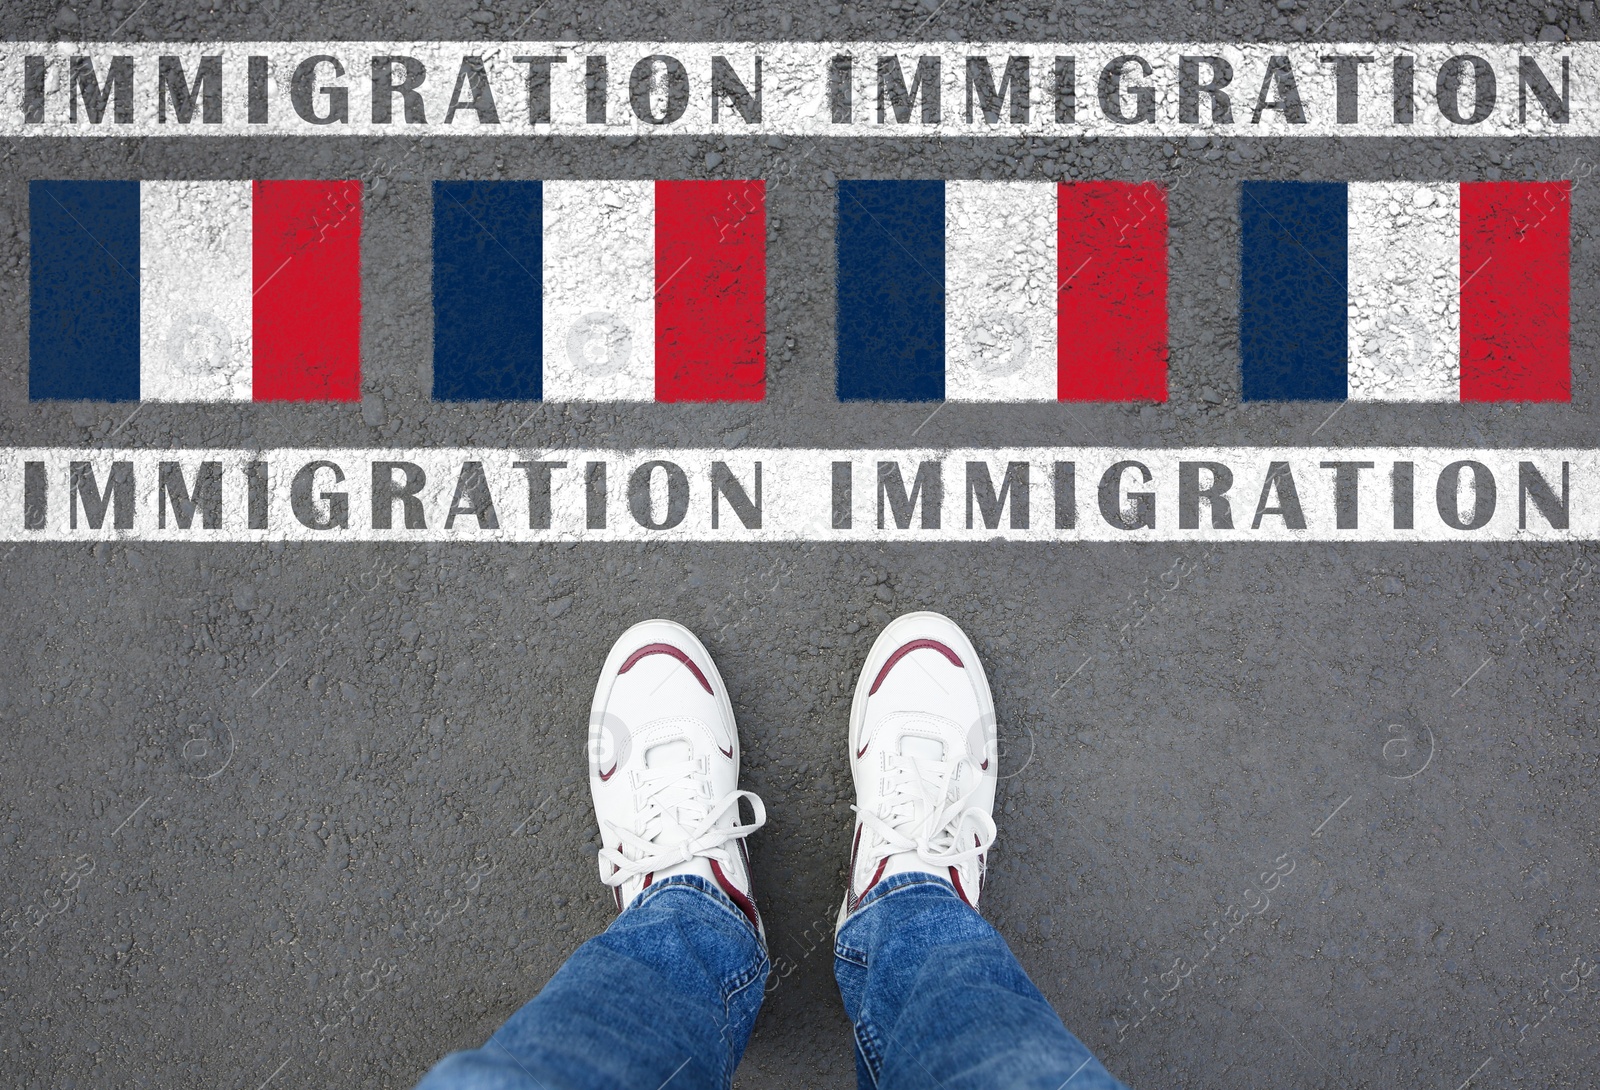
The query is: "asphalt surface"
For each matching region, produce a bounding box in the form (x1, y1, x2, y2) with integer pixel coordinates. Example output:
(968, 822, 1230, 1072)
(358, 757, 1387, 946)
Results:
(3, 2, 1600, 1088)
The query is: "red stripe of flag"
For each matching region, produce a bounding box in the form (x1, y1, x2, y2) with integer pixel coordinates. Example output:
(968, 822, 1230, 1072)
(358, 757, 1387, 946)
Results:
(1460, 180, 1570, 402)
(253, 180, 362, 402)
(654, 180, 766, 402)
(1056, 182, 1168, 402)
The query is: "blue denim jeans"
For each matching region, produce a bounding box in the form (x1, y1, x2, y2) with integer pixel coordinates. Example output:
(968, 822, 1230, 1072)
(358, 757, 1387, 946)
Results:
(835, 872, 1127, 1090)
(415, 872, 1129, 1090)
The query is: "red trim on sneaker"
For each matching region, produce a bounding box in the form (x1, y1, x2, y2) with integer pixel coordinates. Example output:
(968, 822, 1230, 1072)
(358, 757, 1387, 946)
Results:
(948, 832, 984, 907)
(618, 643, 714, 694)
(868, 639, 964, 696)
(643, 872, 653, 889)
(710, 858, 760, 929)
(845, 825, 864, 902)
(949, 866, 971, 906)
(856, 856, 889, 909)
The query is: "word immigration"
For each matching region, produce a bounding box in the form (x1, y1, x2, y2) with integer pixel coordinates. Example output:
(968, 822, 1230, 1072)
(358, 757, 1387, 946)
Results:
(3, 448, 1592, 543)
(1, 42, 1588, 137)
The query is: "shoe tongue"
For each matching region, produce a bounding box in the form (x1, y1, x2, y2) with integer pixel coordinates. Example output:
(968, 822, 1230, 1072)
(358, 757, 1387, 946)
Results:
(899, 735, 944, 761)
(645, 740, 693, 768)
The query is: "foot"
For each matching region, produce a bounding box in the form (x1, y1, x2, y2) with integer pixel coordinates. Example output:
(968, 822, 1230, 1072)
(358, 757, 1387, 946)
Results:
(589, 620, 766, 934)
(840, 611, 998, 928)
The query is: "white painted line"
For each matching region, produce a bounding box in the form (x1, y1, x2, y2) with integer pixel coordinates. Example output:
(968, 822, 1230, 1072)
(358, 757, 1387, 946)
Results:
(2, 43, 1588, 137)
(3, 447, 1594, 542)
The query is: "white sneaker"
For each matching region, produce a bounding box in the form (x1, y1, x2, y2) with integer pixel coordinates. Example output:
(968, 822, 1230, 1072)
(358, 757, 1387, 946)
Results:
(840, 611, 998, 928)
(588, 620, 766, 934)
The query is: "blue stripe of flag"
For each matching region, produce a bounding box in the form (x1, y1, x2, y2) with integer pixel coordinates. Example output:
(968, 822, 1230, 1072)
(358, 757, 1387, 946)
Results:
(432, 180, 544, 401)
(1239, 181, 1349, 401)
(29, 180, 140, 402)
(837, 180, 945, 402)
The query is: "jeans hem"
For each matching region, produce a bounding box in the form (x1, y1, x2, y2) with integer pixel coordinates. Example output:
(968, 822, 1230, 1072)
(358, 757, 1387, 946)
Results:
(835, 870, 961, 965)
(628, 872, 765, 939)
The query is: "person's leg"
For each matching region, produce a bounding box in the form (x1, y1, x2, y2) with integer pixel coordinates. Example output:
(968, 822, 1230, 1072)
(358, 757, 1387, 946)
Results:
(416, 620, 769, 1090)
(418, 875, 765, 1090)
(834, 874, 1125, 1090)
(835, 612, 1129, 1090)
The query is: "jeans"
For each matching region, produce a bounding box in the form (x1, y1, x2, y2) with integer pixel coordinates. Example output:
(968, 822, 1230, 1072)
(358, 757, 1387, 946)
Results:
(416, 872, 1129, 1090)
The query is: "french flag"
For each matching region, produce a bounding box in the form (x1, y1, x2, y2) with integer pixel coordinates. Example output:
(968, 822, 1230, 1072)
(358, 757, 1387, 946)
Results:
(432, 180, 766, 402)
(29, 180, 362, 402)
(836, 180, 1168, 402)
(1241, 180, 1570, 402)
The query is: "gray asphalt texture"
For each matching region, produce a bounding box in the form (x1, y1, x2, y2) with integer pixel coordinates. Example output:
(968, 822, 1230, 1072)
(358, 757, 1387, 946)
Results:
(3, 2, 1600, 1088)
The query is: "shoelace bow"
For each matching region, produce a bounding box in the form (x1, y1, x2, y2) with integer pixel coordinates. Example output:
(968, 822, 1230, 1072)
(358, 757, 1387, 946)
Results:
(856, 753, 996, 869)
(598, 759, 766, 886)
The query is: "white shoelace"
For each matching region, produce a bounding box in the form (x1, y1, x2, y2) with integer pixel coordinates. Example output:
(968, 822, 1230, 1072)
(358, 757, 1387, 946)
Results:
(856, 753, 996, 868)
(598, 758, 766, 886)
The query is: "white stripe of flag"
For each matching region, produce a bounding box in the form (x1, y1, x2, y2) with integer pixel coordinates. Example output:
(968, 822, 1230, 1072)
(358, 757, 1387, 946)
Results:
(540, 180, 657, 402)
(138, 181, 254, 401)
(1347, 182, 1460, 402)
(945, 181, 1059, 403)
